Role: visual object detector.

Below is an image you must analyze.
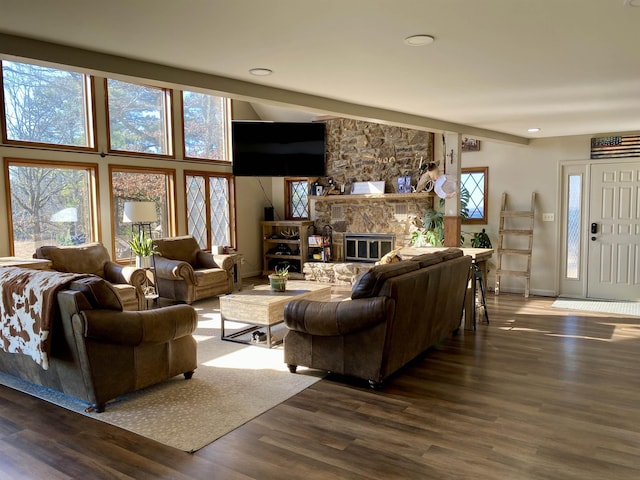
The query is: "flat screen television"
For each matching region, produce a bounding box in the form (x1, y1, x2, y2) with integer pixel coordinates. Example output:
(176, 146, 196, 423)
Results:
(231, 121, 326, 177)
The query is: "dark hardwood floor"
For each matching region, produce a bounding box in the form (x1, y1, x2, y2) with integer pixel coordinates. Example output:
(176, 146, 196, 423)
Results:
(1, 292, 640, 479)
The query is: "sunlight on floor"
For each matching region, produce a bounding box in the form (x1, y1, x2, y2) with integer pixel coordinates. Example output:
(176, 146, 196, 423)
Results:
(201, 347, 288, 371)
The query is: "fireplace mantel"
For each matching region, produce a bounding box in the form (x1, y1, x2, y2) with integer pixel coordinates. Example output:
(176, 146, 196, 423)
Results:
(310, 192, 434, 203)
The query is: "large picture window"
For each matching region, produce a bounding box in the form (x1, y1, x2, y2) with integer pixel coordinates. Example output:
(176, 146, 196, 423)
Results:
(106, 79, 173, 156)
(1, 60, 95, 149)
(182, 91, 230, 161)
(6, 159, 98, 256)
(185, 171, 235, 250)
(111, 167, 176, 261)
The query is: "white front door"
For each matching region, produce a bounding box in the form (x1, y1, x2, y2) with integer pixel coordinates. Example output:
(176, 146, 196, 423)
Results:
(587, 162, 640, 301)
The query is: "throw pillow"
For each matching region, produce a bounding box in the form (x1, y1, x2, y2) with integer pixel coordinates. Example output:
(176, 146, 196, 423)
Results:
(375, 247, 403, 265)
(68, 276, 123, 311)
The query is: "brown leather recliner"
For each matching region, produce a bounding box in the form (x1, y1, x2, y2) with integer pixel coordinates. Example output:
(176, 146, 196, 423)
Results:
(34, 243, 147, 310)
(152, 235, 234, 304)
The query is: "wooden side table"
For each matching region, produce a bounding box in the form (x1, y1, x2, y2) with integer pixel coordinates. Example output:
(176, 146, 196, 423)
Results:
(228, 253, 243, 291)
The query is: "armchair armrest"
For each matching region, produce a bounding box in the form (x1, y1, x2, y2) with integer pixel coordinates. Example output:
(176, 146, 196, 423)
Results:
(75, 304, 197, 346)
(213, 254, 234, 272)
(103, 261, 146, 287)
(284, 296, 392, 336)
(195, 251, 234, 272)
(153, 256, 196, 284)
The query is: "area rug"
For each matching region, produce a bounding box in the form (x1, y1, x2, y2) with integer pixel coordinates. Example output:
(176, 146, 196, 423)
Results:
(0, 296, 323, 452)
(552, 298, 640, 317)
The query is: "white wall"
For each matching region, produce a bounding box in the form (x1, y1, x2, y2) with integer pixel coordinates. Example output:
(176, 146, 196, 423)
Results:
(461, 135, 591, 296)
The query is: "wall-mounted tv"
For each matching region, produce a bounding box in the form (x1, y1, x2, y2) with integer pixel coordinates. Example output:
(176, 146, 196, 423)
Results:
(231, 121, 326, 177)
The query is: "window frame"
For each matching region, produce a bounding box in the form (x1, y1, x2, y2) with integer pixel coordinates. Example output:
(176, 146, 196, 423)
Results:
(285, 177, 310, 220)
(181, 91, 232, 164)
(5, 157, 100, 256)
(1, 58, 98, 152)
(461, 166, 488, 225)
(109, 165, 177, 262)
(184, 170, 237, 250)
(104, 78, 175, 159)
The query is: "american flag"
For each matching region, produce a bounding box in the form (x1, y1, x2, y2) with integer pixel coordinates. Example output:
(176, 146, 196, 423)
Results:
(591, 135, 640, 159)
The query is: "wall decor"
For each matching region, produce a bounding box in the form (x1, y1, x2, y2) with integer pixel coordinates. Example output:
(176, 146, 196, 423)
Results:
(591, 135, 640, 159)
(462, 137, 481, 152)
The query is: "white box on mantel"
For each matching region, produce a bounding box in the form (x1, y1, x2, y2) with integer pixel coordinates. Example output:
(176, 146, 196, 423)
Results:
(350, 181, 385, 194)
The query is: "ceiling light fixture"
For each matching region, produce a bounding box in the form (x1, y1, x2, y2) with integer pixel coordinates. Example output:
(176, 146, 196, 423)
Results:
(527, 127, 541, 133)
(404, 34, 435, 47)
(249, 68, 273, 76)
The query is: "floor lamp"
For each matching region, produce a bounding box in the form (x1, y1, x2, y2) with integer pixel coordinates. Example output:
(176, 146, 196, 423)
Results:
(123, 201, 158, 299)
(122, 201, 157, 241)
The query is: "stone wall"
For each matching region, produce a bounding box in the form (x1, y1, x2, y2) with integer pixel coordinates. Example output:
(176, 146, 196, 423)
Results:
(322, 118, 434, 194)
(310, 118, 436, 261)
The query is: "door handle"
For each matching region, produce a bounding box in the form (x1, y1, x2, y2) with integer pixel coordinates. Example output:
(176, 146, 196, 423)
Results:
(591, 222, 597, 241)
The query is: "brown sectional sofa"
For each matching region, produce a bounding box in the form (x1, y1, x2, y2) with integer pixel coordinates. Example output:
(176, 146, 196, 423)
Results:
(0, 268, 198, 412)
(283, 248, 472, 387)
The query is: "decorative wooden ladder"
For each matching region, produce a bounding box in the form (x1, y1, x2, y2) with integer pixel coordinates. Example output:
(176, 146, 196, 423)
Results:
(495, 192, 536, 298)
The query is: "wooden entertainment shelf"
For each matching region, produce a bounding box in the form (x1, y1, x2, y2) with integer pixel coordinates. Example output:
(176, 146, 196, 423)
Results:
(261, 220, 314, 279)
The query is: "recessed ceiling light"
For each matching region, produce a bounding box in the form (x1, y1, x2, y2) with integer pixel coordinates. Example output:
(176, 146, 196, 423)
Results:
(527, 127, 541, 133)
(404, 34, 435, 47)
(249, 68, 273, 76)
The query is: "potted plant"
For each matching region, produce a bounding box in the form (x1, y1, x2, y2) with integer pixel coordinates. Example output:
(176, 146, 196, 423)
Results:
(128, 230, 157, 268)
(410, 186, 470, 247)
(470, 229, 492, 248)
(269, 264, 289, 292)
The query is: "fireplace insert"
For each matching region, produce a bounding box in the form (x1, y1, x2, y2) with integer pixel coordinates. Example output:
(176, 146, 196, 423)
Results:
(344, 233, 395, 262)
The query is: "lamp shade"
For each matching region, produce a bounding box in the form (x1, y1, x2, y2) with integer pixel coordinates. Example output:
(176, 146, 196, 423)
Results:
(123, 201, 157, 223)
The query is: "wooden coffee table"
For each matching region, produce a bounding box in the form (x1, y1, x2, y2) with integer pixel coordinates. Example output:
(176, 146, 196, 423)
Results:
(219, 280, 332, 348)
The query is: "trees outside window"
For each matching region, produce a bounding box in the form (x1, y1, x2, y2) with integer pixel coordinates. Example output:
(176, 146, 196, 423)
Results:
(182, 91, 229, 161)
(7, 159, 97, 256)
(1, 60, 95, 149)
(106, 79, 173, 156)
(111, 167, 175, 261)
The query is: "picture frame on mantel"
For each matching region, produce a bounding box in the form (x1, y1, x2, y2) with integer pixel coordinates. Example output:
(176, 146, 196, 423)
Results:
(462, 137, 481, 152)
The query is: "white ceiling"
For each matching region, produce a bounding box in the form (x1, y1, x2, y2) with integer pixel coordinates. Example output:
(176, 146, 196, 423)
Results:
(1, 0, 640, 141)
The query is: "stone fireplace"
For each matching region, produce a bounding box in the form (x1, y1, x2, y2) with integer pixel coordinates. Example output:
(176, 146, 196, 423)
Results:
(302, 117, 437, 283)
(309, 117, 436, 262)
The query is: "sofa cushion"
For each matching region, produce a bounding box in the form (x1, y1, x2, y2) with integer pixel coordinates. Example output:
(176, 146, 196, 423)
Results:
(408, 253, 443, 268)
(439, 248, 464, 260)
(35, 243, 109, 277)
(68, 276, 123, 311)
(153, 236, 200, 266)
(351, 261, 420, 299)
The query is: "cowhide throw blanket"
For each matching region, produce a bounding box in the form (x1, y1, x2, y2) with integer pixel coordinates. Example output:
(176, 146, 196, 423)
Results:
(0, 267, 88, 370)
